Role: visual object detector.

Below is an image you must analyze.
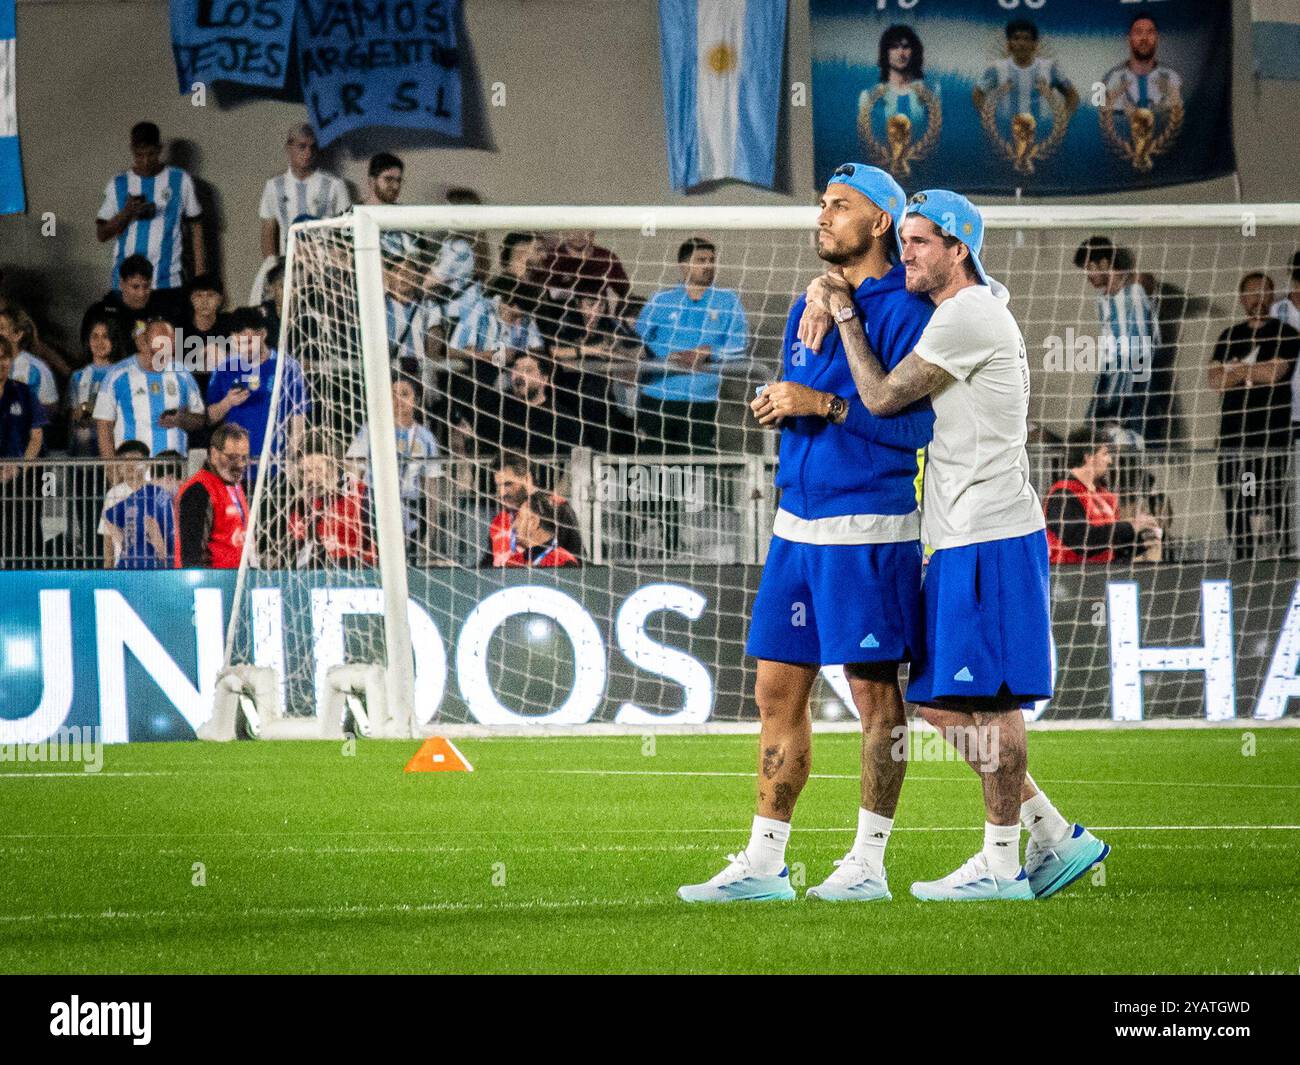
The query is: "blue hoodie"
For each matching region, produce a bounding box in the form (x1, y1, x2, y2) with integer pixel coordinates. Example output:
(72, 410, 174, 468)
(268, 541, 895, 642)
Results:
(775, 263, 935, 521)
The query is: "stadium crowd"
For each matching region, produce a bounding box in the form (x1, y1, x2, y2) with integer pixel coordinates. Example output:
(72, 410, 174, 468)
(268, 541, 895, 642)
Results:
(2, 120, 1300, 570)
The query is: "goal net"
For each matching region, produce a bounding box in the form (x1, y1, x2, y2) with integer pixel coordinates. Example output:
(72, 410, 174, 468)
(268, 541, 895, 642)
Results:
(224, 203, 1300, 728)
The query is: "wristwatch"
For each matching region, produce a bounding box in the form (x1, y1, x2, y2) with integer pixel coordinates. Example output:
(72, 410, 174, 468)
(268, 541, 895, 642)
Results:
(832, 302, 856, 324)
(825, 394, 848, 424)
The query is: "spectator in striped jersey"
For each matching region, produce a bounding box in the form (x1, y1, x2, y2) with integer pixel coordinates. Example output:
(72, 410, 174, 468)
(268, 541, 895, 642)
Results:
(96, 122, 204, 318)
(68, 315, 124, 456)
(93, 319, 206, 458)
(0, 306, 58, 423)
(258, 124, 350, 259)
(345, 378, 441, 546)
(1074, 236, 1160, 442)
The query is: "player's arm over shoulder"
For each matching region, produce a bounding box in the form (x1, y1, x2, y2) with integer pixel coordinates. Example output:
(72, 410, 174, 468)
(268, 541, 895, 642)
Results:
(840, 306, 953, 417)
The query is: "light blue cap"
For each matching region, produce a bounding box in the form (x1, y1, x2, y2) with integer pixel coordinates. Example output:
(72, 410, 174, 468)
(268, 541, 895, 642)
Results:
(826, 162, 906, 261)
(904, 189, 990, 285)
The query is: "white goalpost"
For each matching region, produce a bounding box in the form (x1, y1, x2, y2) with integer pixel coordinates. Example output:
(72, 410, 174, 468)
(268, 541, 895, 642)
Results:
(220, 202, 1300, 731)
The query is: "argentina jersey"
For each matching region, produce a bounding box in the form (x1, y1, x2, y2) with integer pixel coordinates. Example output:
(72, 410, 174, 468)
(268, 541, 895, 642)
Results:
(1098, 282, 1158, 403)
(69, 363, 111, 409)
(980, 57, 1072, 121)
(98, 165, 200, 289)
(259, 170, 350, 253)
(93, 360, 204, 456)
(386, 296, 443, 363)
(12, 350, 57, 406)
(1104, 63, 1183, 111)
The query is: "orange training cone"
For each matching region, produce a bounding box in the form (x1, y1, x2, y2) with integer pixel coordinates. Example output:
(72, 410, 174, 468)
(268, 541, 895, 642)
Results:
(404, 736, 474, 773)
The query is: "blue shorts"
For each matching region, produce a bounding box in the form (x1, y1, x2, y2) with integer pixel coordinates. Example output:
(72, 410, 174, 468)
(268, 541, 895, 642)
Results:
(745, 536, 923, 666)
(905, 530, 1053, 705)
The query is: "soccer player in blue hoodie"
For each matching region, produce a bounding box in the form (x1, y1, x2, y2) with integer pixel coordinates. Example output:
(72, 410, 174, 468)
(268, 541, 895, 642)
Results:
(678, 164, 934, 903)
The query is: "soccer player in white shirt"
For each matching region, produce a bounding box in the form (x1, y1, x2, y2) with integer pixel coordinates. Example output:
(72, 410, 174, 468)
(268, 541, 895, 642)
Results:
(258, 124, 351, 258)
(807, 189, 1110, 901)
(1103, 14, 1183, 113)
(96, 122, 204, 307)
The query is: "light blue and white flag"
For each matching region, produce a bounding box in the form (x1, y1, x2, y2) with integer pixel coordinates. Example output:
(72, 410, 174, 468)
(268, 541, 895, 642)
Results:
(1253, 0, 1300, 80)
(659, 0, 786, 191)
(0, 0, 24, 215)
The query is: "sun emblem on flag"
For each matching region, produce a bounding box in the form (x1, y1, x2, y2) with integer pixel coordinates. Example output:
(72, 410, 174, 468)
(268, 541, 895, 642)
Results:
(706, 42, 737, 75)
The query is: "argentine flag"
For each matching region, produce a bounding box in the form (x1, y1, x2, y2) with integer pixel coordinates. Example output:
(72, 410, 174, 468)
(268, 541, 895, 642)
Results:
(659, 0, 786, 190)
(0, 0, 22, 215)
(1253, 0, 1300, 80)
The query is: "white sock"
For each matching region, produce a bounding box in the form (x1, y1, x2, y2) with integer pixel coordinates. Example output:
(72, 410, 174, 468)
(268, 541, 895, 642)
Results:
(745, 815, 790, 875)
(1021, 790, 1072, 847)
(982, 821, 1021, 878)
(849, 808, 892, 873)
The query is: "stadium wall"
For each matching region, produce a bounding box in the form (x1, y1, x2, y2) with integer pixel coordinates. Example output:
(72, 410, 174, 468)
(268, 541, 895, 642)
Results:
(1, 566, 1297, 742)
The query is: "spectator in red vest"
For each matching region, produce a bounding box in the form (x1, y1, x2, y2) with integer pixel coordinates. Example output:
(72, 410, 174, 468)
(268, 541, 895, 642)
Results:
(287, 433, 377, 569)
(508, 491, 579, 568)
(484, 451, 582, 566)
(1044, 427, 1161, 564)
(175, 422, 250, 567)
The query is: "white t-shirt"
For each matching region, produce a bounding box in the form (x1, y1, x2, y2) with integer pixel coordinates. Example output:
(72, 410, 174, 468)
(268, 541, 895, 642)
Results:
(259, 170, 351, 253)
(913, 279, 1045, 551)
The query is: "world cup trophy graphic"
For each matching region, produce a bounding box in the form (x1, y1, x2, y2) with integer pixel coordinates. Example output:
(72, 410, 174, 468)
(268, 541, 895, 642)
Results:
(973, 21, 1078, 177)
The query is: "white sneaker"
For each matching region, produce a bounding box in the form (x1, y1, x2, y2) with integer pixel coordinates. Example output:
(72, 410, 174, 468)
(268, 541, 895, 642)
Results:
(677, 850, 796, 903)
(806, 853, 892, 901)
(1024, 823, 1110, 899)
(910, 851, 1033, 901)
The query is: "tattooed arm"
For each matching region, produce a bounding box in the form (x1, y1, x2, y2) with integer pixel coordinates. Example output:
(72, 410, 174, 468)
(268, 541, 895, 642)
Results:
(807, 273, 953, 416)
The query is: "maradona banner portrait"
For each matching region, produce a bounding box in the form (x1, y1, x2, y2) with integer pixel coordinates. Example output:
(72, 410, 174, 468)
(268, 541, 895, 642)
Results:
(809, 0, 1235, 195)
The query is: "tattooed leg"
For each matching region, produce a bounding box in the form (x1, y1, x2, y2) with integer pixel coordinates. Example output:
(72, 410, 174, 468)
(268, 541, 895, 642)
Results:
(916, 702, 1040, 804)
(844, 661, 907, 818)
(753, 659, 818, 822)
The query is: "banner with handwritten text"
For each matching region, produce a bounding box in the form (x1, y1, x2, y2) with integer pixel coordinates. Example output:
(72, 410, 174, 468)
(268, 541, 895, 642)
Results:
(170, 0, 295, 93)
(296, 0, 462, 146)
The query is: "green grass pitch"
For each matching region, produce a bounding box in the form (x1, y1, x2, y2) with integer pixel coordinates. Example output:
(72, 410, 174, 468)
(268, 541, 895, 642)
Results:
(1, 729, 1297, 974)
